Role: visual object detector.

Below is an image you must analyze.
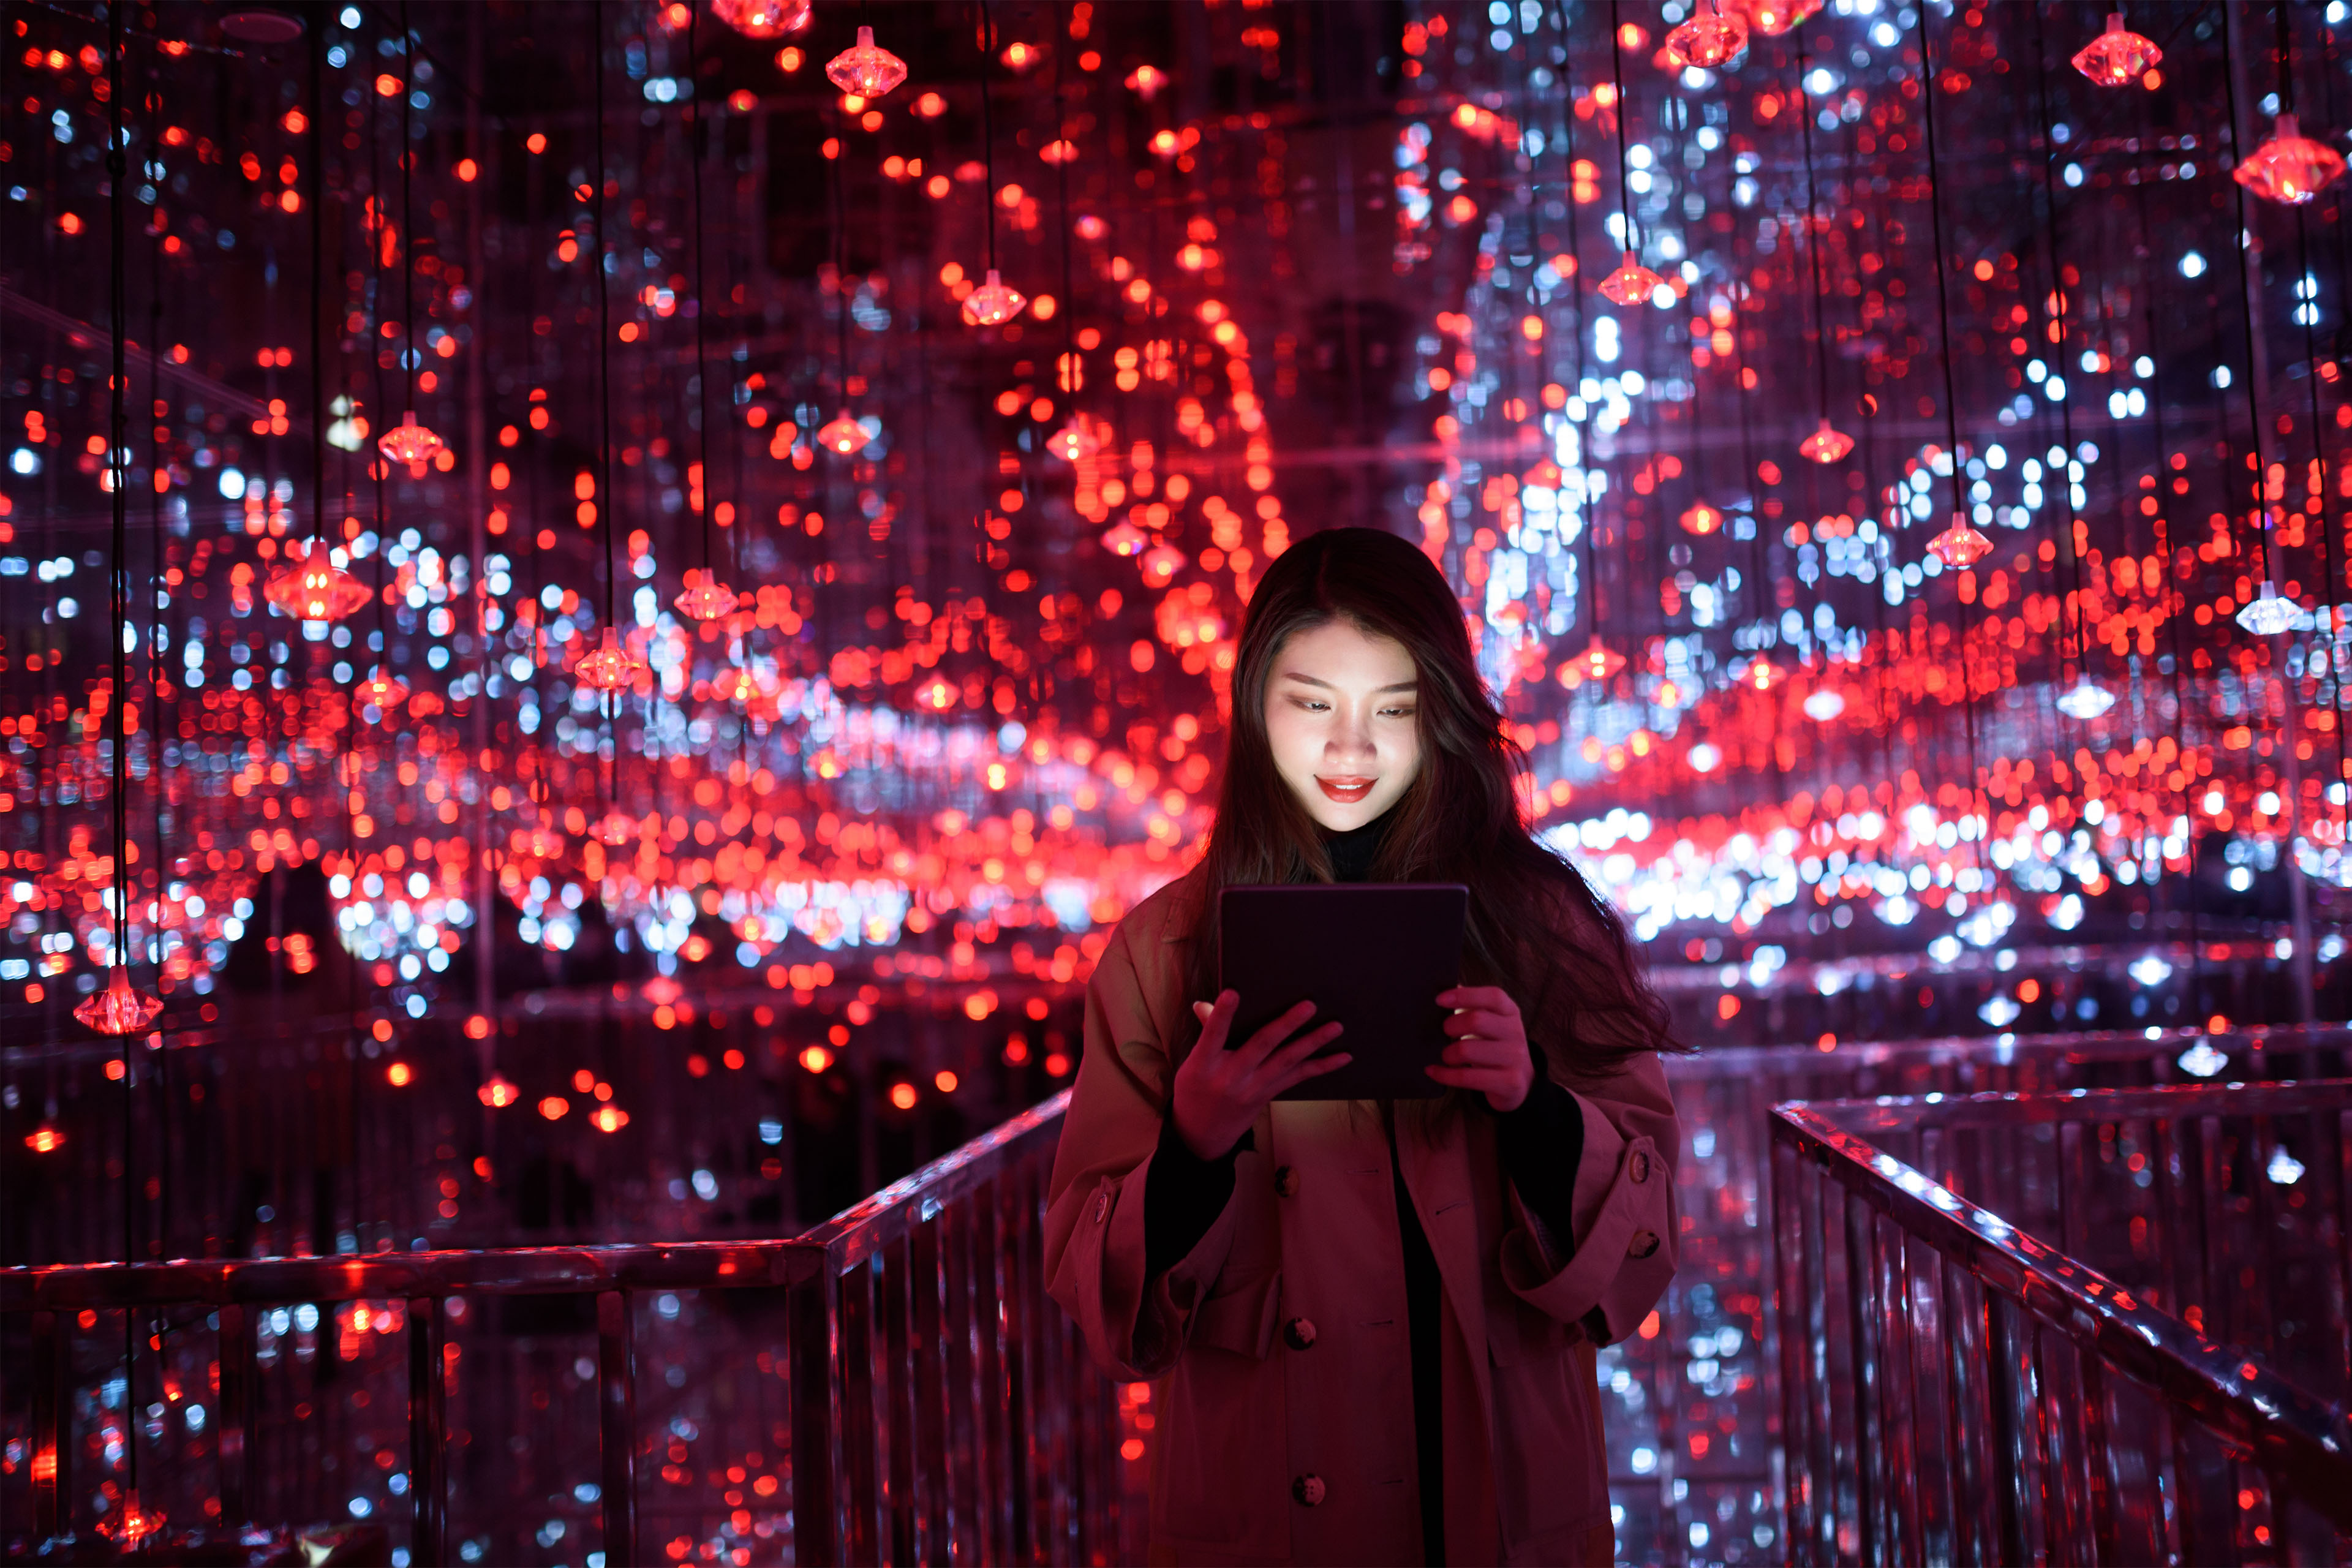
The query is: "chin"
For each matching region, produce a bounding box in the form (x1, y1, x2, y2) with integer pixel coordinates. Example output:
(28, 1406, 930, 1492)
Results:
(1300, 783, 1401, 832)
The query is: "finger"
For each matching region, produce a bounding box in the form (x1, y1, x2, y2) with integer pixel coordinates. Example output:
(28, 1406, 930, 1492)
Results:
(1424, 1063, 1520, 1092)
(1191, 990, 1240, 1051)
(1238, 1000, 1322, 1058)
(1439, 1038, 1524, 1069)
(1272, 1051, 1352, 1093)
(1263, 1020, 1345, 1070)
(1437, 985, 1512, 1011)
(1442, 1009, 1519, 1038)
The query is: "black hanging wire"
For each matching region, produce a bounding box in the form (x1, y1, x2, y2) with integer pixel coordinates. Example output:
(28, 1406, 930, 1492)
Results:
(2030, 2, 2099, 706)
(592, 0, 622, 825)
(979, 0, 1001, 276)
(2220, 7, 2278, 595)
(686, 1, 729, 594)
(399, 0, 421, 426)
(1793, 35, 1837, 448)
(831, 104, 853, 418)
(104, 0, 140, 1512)
(1052, 1, 1077, 442)
(311, 21, 328, 553)
(1605, 0, 1640, 258)
(1912, 0, 1993, 891)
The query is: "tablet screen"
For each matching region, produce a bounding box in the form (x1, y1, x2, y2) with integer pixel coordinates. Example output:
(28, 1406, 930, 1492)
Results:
(1216, 883, 1469, 1101)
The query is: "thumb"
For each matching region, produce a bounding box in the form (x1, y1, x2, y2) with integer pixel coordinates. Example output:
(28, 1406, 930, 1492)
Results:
(1193, 1000, 1214, 1021)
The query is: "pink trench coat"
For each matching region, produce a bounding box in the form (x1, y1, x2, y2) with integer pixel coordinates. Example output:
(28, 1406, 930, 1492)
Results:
(1044, 871, 1682, 1566)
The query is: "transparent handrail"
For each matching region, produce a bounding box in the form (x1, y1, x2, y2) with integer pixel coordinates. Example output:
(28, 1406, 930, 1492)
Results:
(0, 1087, 1134, 1565)
(1771, 1081, 2352, 1564)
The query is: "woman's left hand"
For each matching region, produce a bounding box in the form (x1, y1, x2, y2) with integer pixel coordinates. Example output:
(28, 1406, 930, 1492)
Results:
(1428, 986, 1536, 1112)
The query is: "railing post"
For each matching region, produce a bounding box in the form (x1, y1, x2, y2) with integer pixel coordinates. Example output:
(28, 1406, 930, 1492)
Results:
(216, 1301, 253, 1526)
(31, 1310, 64, 1540)
(407, 1295, 447, 1567)
(597, 1290, 637, 1568)
(787, 1253, 842, 1566)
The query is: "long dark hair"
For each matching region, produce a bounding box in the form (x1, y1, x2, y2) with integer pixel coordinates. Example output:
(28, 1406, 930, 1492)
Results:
(1184, 526, 1681, 1081)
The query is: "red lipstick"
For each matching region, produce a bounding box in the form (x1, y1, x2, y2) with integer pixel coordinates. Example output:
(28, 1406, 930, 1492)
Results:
(1317, 776, 1374, 804)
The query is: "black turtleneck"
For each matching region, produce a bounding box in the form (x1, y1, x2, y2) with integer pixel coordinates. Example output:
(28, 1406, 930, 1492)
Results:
(1142, 806, 1585, 1567)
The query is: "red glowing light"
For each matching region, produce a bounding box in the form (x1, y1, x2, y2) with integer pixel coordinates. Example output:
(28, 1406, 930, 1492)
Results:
(1125, 64, 1168, 100)
(1798, 418, 1855, 464)
(672, 574, 738, 622)
(962, 268, 1030, 327)
(376, 412, 447, 469)
(74, 966, 164, 1036)
(24, 1125, 64, 1154)
(355, 668, 410, 717)
(1046, 420, 1101, 461)
(538, 1096, 570, 1120)
(592, 1105, 630, 1133)
(710, 0, 810, 39)
(1667, 2, 1748, 69)
(1679, 500, 1726, 537)
(2071, 12, 2162, 88)
(1567, 638, 1627, 683)
(590, 810, 639, 847)
(817, 413, 869, 455)
(1927, 520, 1994, 569)
(95, 1494, 167, 1547)
(263, 543, 371, 623)
(478, 1074, 521, 1109)
(573, 628, 644, 692)
(826, 26, 908, 97)
(1737, 0, 1821, 37)
(386, 1061, 414, 1087)
(1597, 251, 1664, 307)
(2232, 114, 2348, 206)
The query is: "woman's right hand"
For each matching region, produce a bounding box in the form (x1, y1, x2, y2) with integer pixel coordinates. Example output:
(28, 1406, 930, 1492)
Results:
(1169, 992, 1348, 1160)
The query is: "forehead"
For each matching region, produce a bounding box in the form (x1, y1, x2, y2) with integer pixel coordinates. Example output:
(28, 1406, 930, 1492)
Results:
(1270, 619, 1417, 684)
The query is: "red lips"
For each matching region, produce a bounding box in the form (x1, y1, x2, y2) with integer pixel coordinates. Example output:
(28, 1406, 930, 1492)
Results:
(1317, 776, 1374, 803)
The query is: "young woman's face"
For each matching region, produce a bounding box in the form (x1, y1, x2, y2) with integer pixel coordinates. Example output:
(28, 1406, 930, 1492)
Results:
(1262, 618, 1423, 832)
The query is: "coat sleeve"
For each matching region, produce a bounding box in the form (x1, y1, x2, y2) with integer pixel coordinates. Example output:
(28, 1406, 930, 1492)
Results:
(1493, 1051, 1680, 1344)
(1043, 916, 1245, 1380)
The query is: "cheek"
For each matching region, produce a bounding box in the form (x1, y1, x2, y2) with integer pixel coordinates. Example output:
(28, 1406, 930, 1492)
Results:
(1262, 711, 1316, 774)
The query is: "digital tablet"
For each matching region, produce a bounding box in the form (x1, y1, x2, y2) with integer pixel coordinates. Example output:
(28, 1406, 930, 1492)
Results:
(1216, 883, 1469, 1100)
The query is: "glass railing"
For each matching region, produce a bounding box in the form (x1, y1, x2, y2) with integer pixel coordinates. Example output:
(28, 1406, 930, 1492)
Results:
(1771, 1079, 2352, 1565)
(0, 1087, 1143, 1564)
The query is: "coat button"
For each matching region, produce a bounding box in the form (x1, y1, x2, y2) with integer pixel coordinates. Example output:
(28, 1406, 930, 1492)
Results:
(1093, 1191, 1109, 1224)
(1629, 1150, 1651, 1185)
(1627, 1229, 1660, 1259)
(1292, 1474, 1326, 1507)
(1274, 1165, 1300, 1197)
(1283, 1316, 1317, 1351)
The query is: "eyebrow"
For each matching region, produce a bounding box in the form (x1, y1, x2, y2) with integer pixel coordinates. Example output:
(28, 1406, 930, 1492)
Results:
(1273, 672, 1419, 693)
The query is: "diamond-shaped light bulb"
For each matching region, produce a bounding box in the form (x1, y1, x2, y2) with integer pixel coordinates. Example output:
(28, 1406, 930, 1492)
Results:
(1740, 0, 1822, 37)
(712, 0, 810, 40)
(1046, 420, 1101, 461)
(1597, 250, 1664, 306)
(672, 572, 737, 622)
(355, 667, 409, 717)
(2236, 580, 2300, 634)
(75, 965, 164, 1036)
(827, 26, 908, 97)
(264, 543, 371, 623)
(962, 268, 1029, 327)
(477, 1073, 521, 1109)
(1798, 417, 1855, 464)
(2233, 114, 2348, 206)
(589, 809, 639, 847)
(2054, 677, 2117, 719)
(1927, 520, 1994, 568)
(817, 413, 869, 455)
(376, 412, 445, 470)
(1668, 1, 1748, 68)
(2071, 12, 2161, 86)
(573, 627, 644, 692)
(1573, 637, 1627, 682)
(1678, 500, 1725, 536)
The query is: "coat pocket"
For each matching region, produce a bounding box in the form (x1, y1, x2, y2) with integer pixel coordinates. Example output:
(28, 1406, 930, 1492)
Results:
(1187, 1268, 1282, 1359)
(1487, 1337, 1607, 1551)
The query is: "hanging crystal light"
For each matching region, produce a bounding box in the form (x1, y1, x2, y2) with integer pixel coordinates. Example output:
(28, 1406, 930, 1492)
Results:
(2233, 114, 2348, 206)
(355, 668, 410, 717)
(264, 541, 371, 623)
(1797, 417, 1855, 464)
(75, 965, 164, 1036)
(573, 627, 643, 692)
(672, 571, 737, 622)
(1101, 519, 1149, 556)
(826, 26, 908, 97)
(2070, 12, 2161, 87)
(962, 268, 1029, 326)
(816, 413, 870, 455)
(23, 1124, 65, 1153)
(711, 0, 810, 40)
(1523, 456, 1565, 490)
(1741, 655, 1783, 692)
(1678, 499, 1725, 536)
(1740, 0, 1822, 37)
(590, 809, 639, 846)
(2236, 580, 2301, 634)
(376, 410, 445, 470)
(1046, 418, 1101, 461)
(1801, 687, 1845, 720)
(477, 1073, 521, 1109)
(1926, 519, 1994, 568)
(2054, 677, 2117, 718)
(1667, 0, 1747, 69)
(1597, 251, 1664, 307)
(94, 1493, 168, 1547)
(1569, 637, 1627, 682)
(1125, 64, 1168, 100)
(591, 1104, 631, 1133)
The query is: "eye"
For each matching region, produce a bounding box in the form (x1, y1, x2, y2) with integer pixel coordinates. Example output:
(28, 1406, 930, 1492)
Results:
(1378, 706, 1416, 718)
(1291, 698, 1330, 712)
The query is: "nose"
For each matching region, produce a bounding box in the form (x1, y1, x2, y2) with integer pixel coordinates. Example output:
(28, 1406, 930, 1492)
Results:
(1325, 706, 1376, 764)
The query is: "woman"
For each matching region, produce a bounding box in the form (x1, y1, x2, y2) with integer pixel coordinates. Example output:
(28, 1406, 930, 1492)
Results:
(1046, 527, 1683, 1566)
